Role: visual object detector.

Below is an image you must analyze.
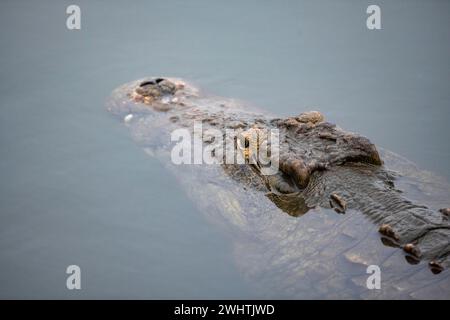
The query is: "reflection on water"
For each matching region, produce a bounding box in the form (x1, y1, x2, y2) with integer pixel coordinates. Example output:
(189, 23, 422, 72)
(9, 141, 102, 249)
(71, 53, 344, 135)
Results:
(0, 0, 449, 298)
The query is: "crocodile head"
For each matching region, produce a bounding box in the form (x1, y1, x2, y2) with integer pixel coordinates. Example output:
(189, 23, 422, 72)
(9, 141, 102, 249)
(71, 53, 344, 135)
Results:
(108, 77, 450, 276)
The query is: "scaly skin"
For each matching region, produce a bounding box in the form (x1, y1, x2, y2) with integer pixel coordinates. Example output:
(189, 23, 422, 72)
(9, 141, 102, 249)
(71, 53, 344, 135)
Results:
(107, 77, 450, 298)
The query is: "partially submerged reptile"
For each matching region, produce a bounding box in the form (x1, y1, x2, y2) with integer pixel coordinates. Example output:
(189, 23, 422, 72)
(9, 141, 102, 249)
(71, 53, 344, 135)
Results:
(107, 77, 450, 299)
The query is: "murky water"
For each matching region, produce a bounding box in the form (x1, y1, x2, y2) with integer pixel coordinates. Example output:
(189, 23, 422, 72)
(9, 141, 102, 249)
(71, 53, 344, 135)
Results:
(0, 0, 449, 298)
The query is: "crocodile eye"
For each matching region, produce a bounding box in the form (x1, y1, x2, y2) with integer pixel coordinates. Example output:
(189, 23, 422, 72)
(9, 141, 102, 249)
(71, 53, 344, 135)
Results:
(244, 138, 250, 148)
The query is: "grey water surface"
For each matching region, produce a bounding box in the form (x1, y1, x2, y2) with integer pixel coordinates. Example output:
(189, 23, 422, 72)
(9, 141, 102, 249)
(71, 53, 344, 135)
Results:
(0, 0, 449, 298)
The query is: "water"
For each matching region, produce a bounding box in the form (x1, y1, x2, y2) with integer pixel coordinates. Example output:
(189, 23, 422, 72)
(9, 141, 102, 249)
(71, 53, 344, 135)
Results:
(0, 0, 449, 298)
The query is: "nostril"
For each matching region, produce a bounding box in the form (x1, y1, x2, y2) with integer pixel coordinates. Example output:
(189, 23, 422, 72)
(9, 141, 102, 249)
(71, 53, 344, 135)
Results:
(155, 78, 165, 84)
(139, 80, 155, 87)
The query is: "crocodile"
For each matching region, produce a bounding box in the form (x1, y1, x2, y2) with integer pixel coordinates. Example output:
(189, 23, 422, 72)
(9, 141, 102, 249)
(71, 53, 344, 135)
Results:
(107, 77, 450, 299)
